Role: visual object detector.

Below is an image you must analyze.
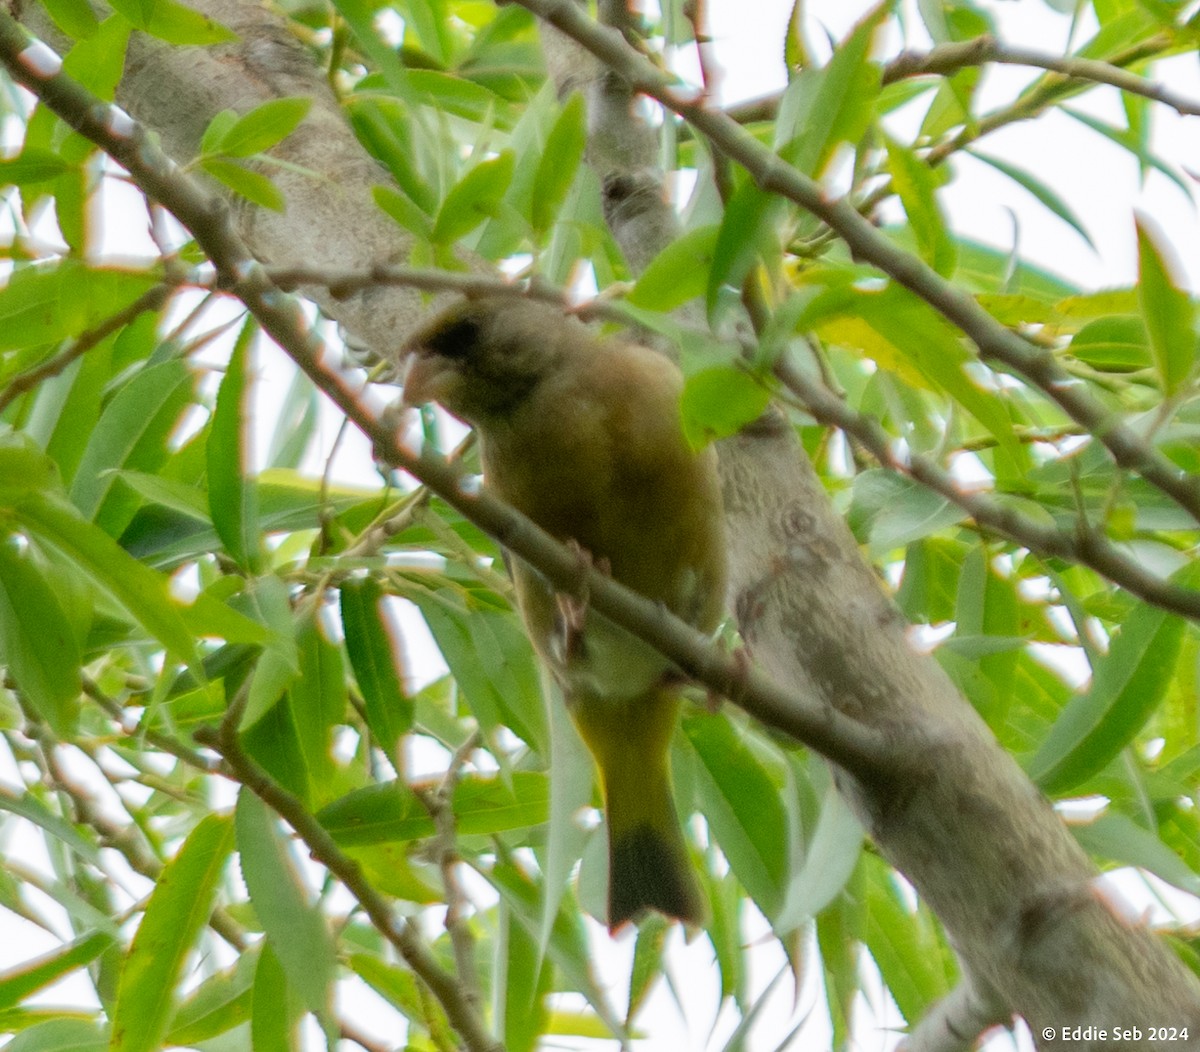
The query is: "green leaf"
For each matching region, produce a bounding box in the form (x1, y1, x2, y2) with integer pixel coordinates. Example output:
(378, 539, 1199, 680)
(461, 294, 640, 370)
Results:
(317, 771, 550, 845)
(339, 577, 412, 757)
(1136, 217, 1196, 396)
(1030, 584, 1191, 794)
(775, 784, 862, 932)
(106, 0, 236, 44)
(0, 151, 72, 184)
(627, 225, 720, 311)
(38, 0, 101, 39)
(680, 713, 788, 920)
(208, 321, 262, 571)
(432, 152, 516, 245)
(487, 860, 624, 1039)
(0, 931, 114, 1010)
(110, 813, 235, 1052)
(775, 4, 883, 177)
(411, 585, 544, 751)
(885, 136, 956, 278)
(801, 281, 1025, 477)
(0, 1019, 108, 1052)
(1074, 812, 1200, 897)
(500, 900, 551, 1052)
(251, 941, 302, 1052)
(70, 359, 194, 530)
(241, 579, 301, 728)
(705, 179, 781, 319)
(213, 98, 312, 158)
(0, 263, 158, 353)
(1069, 316, 1150, 372)
(0, 437, 61, 505)
(969, 149, 1094, 250)
(15, 494, 198, 666)
(531, 93, 587, 238)
(286, 616, 344, 807)
(372, 185, 434, 239)
(0, 537, 82, 735)
(847, 471, 964, 555)
(0, 785, 101, 864)
(860, 854, 955, 1021)
(235, 792, 336, 1015)
(201, 110, 239, 156)
(403, 0, 452, 63)
(680, 366, 772, 449)
(200, 158, 286, 212)
(62, 15, 131, 100)
(539, 670, 592, 954)
(166, 946, 258, 1045)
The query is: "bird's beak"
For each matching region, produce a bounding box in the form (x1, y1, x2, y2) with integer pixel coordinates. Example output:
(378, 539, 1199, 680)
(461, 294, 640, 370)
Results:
(400, 351, 455, 408)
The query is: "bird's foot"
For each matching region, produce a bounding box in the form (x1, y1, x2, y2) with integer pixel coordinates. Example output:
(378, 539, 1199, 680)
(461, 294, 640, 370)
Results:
(555, 539, 608, 660)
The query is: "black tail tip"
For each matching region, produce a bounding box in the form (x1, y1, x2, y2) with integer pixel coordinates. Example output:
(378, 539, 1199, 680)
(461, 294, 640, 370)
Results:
(608, 824, 704, 931)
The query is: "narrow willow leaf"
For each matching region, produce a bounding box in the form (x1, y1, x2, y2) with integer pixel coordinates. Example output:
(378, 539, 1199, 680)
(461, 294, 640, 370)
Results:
(286, 616, 344, 807)
(775, 785, 863, 932)
(0, 151, 71, 184)
(105, 0, 235, 43)
(339, 577, 412, 757)
(1030, 580, 1193, 793)
(627, 225, 719, 311)
(70, 358, 193, 527)
(201, 158, 286, 211)
(860, 855, 955, 1021)
(1, 1019, 108, 1052)
(235, 792, 336, 1016)
(1074, 812, 1200, 897)
(16, 494, 198, 666)
(681, 366, 772, 449)
(432, 152, 515, 244)
(886, 136, 956, 277)
(110, 813, 235, 1052)
(215, 98, 312, 158)
(251, 941, 301, 1052)
(208, 319, 262, 572)
(775, 5, 883, 177)
(373, 184, 434, 239)
(531, 93, 587, 238)
(969, 149, 1094, 250)
(1136, 217, 1196, 396)
(0, 537, 82, 735)
(680, 713, 788, 921)
(166, 946, 259, 1045)
(0, 931, 113, 1009)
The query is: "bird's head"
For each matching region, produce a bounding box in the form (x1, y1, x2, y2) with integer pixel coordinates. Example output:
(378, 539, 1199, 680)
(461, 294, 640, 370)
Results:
(401, 297, 577, 429)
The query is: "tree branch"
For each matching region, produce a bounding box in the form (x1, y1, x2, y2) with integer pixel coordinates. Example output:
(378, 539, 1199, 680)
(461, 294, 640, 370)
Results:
(884, 36, 1200, 116)
(775, 355, 1200, 621)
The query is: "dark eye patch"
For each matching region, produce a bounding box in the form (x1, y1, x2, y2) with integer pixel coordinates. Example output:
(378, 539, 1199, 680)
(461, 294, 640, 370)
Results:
(425, 315, 481, 360)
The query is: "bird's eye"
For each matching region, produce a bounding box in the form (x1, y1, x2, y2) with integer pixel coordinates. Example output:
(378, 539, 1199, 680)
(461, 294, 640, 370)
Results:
(425, 316, 481, 360)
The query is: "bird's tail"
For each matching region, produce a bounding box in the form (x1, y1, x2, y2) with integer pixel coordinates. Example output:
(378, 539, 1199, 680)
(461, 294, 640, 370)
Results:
(572, 689, 704, 930)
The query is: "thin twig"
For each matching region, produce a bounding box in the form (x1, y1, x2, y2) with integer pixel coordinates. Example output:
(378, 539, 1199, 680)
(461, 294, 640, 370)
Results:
(415, 730, 484, 1020)
(883, 35, 1200, 116)
(0, 283, 172, 413)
